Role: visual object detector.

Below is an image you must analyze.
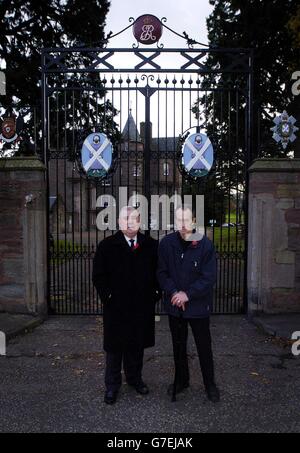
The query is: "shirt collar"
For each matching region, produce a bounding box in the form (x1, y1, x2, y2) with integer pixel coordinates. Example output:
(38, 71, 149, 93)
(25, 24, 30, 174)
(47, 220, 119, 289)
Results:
(123, 234, 137, 244)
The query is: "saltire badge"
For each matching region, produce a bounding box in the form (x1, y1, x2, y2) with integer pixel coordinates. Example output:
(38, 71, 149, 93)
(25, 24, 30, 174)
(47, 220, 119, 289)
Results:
(81, 132, 113, 178)
(182, 132, 214, 178)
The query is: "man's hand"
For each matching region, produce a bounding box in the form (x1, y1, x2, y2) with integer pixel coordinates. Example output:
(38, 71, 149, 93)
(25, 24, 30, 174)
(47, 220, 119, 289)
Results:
(171, 291, 189, 311)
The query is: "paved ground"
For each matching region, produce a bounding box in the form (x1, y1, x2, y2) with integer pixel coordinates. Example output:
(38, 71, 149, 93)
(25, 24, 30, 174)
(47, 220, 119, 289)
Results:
(0, 315, 299, 433)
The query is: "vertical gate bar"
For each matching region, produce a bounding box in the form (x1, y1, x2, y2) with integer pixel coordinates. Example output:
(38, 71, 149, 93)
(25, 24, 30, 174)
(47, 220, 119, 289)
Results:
(63, 89, 68, 313)
(181, 76, 184, 134)
(55, 93, 61, 313)
(211, 90, 217, 312)
(77, 89, 83, 314)
(104, 76, 107, 128)
(189, 77, 192, 130)
(157, 76, 161, 241)
(164, 75, 168, 235)
(234, 88, 240, 313)
(87, 85, 93, 313)
(230, 245, 234, 313)
(80, 171, 83, 314)
(68, 90, 72, 314)
(144, 86, 151, 236)
(95, 88, 99, 311)
(95, 87, 99, 254)
(110, 86, 116, 246)
(71, 91, 76, 314)
(87, 178, 90, 313)
(204, 89, 208, 238)
(227, 89, 231, 312)
(134, 80, 139, 220)
(85, 89, 90, 313)
(242, 50, 253, 314)
(172, 76, 176, 221)
(127, 76, 131, 207)
(41, 52, 52, 314)
(80, 160, 84, 313)
(218, 91, 224, 313)
(117, 77, 122, 229)
(110, 86, 116, 253)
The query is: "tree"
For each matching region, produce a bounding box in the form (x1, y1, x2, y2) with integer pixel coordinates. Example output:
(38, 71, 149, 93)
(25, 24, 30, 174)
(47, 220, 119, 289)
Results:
(190, 1, 300, 243)
(201, 0, 300, 159)
(0, 0, 113, 155)
(288, 4, 300, 49)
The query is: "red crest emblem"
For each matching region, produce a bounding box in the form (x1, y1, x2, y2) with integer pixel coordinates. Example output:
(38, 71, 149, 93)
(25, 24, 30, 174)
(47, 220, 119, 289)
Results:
(0, 116, 18, 142)
(133, 15, 163, 45)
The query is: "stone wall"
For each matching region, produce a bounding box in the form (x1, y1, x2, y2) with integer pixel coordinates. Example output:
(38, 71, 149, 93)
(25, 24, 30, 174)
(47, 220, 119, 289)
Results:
(0, 157, 47, 316)
(248, 158, 300, 314)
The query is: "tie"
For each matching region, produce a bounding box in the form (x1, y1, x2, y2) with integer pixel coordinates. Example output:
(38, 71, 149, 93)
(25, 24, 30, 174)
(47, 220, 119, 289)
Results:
(129, 239, 135, 250)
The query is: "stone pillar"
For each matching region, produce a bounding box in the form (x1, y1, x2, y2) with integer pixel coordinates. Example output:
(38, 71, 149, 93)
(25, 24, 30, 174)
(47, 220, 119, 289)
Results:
(0, 157, 47, 316)
(248, 158, 300, 314)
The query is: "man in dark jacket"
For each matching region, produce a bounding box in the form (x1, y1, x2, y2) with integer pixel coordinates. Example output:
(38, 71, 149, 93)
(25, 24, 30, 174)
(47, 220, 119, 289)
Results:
(157, 206, 220, 403)
(93, 206, 160, 405)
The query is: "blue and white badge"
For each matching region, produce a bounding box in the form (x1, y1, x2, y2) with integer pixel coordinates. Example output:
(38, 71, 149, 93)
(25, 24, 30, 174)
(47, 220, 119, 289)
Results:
(81, 132, 113, 178)
(183, 133, 214, 177)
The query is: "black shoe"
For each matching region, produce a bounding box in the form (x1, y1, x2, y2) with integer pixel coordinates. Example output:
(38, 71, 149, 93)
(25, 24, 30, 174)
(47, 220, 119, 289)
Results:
(104, 389, 118, 405)
(206, 384, 220, 403)
(132, 381, 149, 395)
(167, 382, 189, 396)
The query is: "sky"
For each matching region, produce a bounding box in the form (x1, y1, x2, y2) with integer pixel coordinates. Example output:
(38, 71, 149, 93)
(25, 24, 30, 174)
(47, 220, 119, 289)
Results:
(104, 0, 213, 48)
(102, 0, 214, 138)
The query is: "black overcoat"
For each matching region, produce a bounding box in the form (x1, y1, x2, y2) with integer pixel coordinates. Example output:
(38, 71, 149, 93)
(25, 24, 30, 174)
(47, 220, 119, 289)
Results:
(92, 231, 160, 352)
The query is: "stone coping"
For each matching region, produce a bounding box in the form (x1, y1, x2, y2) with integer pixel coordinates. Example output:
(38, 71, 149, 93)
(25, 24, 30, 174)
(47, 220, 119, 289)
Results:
(0, 156, 46, 171)
(248, 158, 300, 173)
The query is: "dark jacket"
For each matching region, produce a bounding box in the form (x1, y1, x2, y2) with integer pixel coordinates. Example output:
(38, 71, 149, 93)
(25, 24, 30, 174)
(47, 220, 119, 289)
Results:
(157, 232, 217, 318)
(92, 231, 160, 352)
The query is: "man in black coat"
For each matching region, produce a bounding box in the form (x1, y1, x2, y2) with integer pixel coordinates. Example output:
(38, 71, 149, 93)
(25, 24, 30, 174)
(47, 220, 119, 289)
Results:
(157, 206, 220, 403)
(93, 206, 160, 404)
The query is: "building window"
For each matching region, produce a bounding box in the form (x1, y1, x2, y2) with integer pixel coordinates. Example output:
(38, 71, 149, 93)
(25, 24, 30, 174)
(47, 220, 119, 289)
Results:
(99, 195, 110, 208)
(133, 164, 141, 177)
(163, 163, 170, 176)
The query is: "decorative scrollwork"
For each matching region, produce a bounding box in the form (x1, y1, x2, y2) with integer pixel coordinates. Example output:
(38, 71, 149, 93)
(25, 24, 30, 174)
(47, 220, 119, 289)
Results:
(141, 74, 155, 85)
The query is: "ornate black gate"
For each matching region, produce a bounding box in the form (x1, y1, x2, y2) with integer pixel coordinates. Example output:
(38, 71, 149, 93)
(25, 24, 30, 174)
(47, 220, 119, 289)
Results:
(42, 18, 253, 315)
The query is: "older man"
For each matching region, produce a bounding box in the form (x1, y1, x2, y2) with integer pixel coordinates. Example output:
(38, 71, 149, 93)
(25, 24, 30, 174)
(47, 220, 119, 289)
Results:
(157, 206, 220, 403)
(93, 207, 160, 405)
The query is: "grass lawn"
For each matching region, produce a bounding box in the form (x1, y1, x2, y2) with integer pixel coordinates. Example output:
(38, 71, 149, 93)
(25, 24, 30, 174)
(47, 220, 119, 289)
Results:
(210, 226, 245, 251)
(50, 240, 83, 264)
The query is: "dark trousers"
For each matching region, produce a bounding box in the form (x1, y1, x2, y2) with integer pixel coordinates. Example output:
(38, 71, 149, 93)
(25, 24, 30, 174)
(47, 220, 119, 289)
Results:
(105, 349, 144, 392)
(168, 315, 215, 390)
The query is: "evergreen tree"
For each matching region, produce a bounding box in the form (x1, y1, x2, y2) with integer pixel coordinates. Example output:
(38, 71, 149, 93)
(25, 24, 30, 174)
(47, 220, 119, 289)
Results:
(201, 0, 300, 159)
(0, 0, 114, 155)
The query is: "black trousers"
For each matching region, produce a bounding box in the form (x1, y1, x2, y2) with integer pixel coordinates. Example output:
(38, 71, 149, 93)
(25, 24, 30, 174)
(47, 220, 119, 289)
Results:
(105, 348, 144, 391)
(168, 315, 215, 390)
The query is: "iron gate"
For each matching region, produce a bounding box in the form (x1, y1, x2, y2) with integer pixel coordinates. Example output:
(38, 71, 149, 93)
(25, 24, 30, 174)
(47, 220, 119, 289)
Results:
(42, 20, 253, 315)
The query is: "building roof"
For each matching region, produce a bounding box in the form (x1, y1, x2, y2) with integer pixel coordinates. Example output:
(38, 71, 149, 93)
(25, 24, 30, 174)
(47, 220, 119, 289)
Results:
(122, 111, 142, 142)
(152, 137, 179, 152)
